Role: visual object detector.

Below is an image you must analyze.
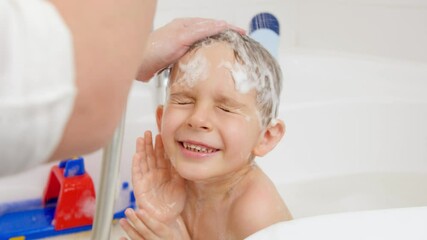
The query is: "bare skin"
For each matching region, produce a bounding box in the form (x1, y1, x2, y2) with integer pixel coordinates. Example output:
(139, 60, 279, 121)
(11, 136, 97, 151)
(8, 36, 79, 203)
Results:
(120, 39, 291, 239)
(48, 0, 157, 160)
(182, 165, 291, 239)
(131, 132, 186, 224)
(120, 132, 292, 240)
(120, 131, 189, 240)
(45, 0, 245, 162)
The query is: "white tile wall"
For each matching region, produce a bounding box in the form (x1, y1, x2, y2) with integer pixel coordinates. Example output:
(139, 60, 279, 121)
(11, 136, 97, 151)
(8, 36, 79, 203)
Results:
(153, 0, 427, 62)
(295, 0, 427, 62)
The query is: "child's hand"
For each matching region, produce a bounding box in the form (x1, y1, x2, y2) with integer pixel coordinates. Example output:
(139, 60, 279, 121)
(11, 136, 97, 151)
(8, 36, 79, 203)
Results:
(131, 131, 186, 223)
(119, 208, 174, 240)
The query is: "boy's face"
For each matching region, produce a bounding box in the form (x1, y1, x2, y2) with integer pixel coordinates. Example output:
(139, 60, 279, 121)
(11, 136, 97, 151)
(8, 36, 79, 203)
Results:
(157, 42, 265, 182)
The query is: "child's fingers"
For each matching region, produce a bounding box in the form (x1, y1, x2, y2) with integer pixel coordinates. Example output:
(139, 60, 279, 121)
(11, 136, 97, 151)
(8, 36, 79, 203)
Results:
(132, 152, 148, 182)
(125, 208, 160, 239)
(154, 134, 170, 169)
(135, 209, 172, 238)
(136, 137, 144, 153)
(119, 218, 145, 240)
(144, 131, 157, 170)
(134, 137, 149, 174)
(132, 139, 148, 178)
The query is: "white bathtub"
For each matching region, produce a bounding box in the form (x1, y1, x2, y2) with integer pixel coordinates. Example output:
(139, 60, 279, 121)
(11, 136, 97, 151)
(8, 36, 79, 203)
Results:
(266, 50, 427, 218)
(247, 206, 427, 239)
(248, 50, 427, 239)
(1, 50, 426, 239)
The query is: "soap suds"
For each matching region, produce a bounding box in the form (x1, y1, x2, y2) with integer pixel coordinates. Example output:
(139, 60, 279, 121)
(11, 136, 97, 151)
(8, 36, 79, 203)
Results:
(170, 30, 282, 128)
(175, 53, 209, 88)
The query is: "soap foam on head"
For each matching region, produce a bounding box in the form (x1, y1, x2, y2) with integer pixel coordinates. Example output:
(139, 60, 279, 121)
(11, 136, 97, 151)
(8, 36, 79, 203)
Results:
(170, 30, 282, 128)
(218, 61, 257, 94)
(175, 52, 209, 88)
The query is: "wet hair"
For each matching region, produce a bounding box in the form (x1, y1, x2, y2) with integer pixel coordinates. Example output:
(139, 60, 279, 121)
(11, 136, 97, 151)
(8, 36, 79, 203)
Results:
(170, 30, 282, 128)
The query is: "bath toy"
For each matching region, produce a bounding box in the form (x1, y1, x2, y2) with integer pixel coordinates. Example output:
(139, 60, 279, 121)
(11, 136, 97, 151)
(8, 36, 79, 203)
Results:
(0, 157, 135, 239)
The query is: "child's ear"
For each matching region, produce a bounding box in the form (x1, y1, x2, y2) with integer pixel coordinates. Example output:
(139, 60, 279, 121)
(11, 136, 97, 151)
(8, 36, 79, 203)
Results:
(156, 105, 164, 132)
(253, 120, 286, 157)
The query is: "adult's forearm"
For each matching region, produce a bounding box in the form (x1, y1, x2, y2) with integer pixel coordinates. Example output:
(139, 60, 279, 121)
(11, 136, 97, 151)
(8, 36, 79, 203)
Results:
(48, 0, 157, 161)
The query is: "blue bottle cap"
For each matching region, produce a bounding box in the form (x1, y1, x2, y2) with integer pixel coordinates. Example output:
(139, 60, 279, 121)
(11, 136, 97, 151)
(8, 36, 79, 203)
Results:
(249, 12, 280, 35)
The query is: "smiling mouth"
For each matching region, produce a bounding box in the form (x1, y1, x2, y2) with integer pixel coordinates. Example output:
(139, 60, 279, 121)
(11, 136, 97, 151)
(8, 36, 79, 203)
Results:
(181, 142, 219, 154)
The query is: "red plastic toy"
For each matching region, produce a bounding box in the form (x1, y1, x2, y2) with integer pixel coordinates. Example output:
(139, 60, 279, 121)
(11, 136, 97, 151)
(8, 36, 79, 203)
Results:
(43, 157, 96, 230)
(0, 157, 135, 239)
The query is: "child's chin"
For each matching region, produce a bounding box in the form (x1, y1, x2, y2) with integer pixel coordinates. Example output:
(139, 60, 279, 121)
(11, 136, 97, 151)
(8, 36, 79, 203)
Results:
(175, 166, 212, 181)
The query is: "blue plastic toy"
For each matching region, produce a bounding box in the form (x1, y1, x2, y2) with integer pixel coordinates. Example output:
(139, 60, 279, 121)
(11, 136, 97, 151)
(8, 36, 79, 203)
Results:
(0, 157, 135, 239)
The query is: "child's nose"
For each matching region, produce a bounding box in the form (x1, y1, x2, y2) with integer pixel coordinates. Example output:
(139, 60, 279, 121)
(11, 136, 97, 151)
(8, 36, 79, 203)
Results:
(186, 105, 212, 131)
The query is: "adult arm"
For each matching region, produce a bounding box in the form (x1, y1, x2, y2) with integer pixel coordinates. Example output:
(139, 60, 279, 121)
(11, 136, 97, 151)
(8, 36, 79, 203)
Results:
(48, 0, 243, 161)
(48, 0, 157, 160)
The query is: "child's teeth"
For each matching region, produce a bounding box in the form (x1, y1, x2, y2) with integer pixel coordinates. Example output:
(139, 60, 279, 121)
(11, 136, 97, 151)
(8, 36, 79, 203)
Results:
(183, 142, 214, 153)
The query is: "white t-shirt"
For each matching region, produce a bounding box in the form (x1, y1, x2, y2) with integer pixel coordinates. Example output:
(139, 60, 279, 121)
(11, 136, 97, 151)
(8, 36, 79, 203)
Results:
(0, 0, 76, 176)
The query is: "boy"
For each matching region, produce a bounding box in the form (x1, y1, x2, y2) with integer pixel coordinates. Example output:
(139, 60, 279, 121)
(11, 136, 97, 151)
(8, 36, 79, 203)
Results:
(120, 30, 292, 240)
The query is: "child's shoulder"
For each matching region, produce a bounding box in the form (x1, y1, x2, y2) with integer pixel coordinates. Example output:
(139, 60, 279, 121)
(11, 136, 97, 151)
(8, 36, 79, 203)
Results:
(232, 166, 288, 217)
(229, 166, 292, 238)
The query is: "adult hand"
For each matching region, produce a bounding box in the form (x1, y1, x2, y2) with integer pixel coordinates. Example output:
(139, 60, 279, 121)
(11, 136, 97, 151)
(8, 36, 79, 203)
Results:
(136, 18, 246, 81)
(131, 131, 186, 223)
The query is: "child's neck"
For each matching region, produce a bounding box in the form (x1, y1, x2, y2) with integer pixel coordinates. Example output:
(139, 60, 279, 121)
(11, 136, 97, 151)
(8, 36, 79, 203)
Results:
(185, 162, 256, 203)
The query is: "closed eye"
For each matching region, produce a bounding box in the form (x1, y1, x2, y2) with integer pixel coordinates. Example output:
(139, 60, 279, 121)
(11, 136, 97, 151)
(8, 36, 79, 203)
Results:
(169, 93, 194, 105)
(218, 106, 233, 113)
(177, 101, 193, 105)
